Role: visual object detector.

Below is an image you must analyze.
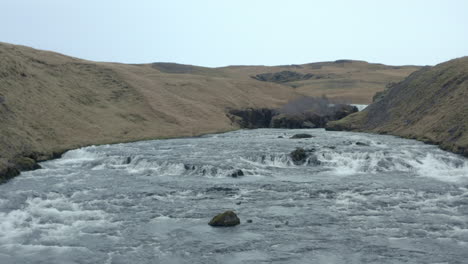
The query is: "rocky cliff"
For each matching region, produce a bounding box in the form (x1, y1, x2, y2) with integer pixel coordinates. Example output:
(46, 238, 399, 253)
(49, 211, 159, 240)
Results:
(228, 96, 358, 129)
(327, 57, 468, 156)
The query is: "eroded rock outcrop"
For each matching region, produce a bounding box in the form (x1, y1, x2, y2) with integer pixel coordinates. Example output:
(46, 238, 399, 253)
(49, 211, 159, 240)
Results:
(227, 108, 277, 129)
(252, 71, 322, 83)
(228, 98, 358, 129)
(12, 157, 41, 171)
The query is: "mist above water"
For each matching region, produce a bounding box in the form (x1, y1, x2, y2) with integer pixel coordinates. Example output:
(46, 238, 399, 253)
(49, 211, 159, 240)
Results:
(0, 129, 467, 263)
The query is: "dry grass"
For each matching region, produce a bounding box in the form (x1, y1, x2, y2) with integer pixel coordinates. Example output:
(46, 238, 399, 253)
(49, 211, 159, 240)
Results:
(327, 57, 468, 156)
(0, 42, 418, 173)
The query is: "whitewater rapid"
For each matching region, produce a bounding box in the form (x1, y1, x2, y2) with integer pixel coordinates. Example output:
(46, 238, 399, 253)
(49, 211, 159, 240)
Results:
(1, 129, 467, 263)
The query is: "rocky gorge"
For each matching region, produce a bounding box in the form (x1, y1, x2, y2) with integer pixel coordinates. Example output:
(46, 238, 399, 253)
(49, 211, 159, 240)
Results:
(228, 96, 359, 129)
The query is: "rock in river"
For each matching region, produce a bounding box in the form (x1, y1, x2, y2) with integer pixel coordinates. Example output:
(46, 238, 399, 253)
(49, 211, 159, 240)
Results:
(290, 147, 308, 165)
(290, 133, 314, 139)
(230, 169, 244, 178)
(208, 211, 241, 227)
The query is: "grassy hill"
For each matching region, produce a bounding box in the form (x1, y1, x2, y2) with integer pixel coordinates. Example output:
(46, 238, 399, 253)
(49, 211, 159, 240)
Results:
(327, 57, 468, 157)
(219, 60, 420, 103)
(0, 42, 418, 181)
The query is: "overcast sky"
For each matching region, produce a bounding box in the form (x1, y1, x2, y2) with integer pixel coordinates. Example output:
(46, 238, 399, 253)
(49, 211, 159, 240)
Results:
(1, 0, 467, 67)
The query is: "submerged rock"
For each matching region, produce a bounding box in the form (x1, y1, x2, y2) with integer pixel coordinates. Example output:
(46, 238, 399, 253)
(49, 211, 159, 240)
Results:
(307, 155, 321, 166)
(206, 187, 238, 193)
(208, 211, 240, 227)
(290, 133, 314, 139)
(290, 148, 308, 165)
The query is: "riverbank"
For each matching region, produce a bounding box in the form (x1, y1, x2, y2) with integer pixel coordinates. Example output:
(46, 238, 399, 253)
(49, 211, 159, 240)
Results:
(0, 128, 236, 184)
(326, 57, 468, 158)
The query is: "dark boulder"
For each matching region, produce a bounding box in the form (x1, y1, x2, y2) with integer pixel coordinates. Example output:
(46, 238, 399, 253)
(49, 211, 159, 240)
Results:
(208, 211, 241, 227)
(271, 112, 327, 129)
(230, 169, 244, 178)
(290, 134, 314, 139)
(184, 164, 196, 170)
(329, 104, 359, 120)
(355, 142, 370, 146)
(271, 114, 303, 128)
(290, 148, 308, 165)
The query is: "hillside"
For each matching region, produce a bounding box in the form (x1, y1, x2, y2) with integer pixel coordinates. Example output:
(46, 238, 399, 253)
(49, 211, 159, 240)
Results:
(150, 61, 420, 104)
(0, 42, 418, 181)
(327, 57, 468, 157)
(219, 60, 419, 103)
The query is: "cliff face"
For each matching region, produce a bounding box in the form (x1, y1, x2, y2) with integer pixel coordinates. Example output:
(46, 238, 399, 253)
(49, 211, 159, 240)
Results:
(327, 57, 468, 156)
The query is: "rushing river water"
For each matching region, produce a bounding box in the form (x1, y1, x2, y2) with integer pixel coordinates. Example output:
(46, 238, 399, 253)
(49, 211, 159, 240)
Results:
(1, 129, 468, 264)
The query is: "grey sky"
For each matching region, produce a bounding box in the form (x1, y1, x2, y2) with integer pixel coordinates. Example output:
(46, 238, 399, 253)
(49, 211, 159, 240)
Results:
(1, 0, 467, 67)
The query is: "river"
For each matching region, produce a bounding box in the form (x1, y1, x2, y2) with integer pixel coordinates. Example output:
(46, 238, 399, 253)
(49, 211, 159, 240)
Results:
(1, 129, 467, 263)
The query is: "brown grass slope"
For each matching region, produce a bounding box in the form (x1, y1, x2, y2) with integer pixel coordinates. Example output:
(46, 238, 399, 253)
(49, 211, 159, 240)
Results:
(0, 42, 418, 181)
(152, 61, 420, 104)
(0, 42, 296, 180)
(327, 57, 468, 156)
(218, 61, 420, 104)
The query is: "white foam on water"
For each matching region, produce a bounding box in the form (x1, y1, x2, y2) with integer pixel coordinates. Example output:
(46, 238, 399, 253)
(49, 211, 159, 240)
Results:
(0, 192, 115, 246)
(60, 147, 100, 162)
(314, 146, 468, 182)
(317, 149, 413, 175)
(241, 154, 295, 168)
(408, 152, 468, 182)
(351, 104, 368, 111)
